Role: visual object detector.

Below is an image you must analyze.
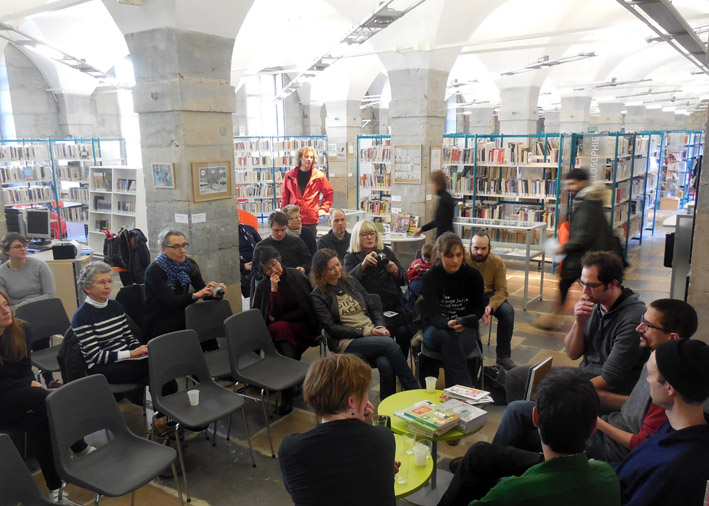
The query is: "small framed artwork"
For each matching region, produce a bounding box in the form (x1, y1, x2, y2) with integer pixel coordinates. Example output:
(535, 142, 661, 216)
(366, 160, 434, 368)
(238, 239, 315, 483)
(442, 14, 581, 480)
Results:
(191, 160, 232, 202)
(151, 162, 175, 189)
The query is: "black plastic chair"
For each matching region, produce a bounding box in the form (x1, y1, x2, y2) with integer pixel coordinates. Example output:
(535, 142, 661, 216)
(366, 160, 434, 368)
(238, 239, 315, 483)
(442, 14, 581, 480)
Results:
(0, 433, 54, 506)
(224, 309, 309, 458)
(185, 298, 234, 379)
(148, 329, 256, 501)
(0, 424, 27, 459)
(45, 375, 183, 505)
(16, 297, 69, 379)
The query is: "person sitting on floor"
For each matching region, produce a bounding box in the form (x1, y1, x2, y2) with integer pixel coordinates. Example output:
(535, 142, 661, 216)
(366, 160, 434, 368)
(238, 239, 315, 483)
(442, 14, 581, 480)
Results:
(279, 353, 398, 506)
(252, 246, 319, 415)
(440, 369, 620, 506)
(466, 231, 517, 371)
(283, 204, 317, 255)
(317, 208, 351, 262)
(614, 339, 709, 506)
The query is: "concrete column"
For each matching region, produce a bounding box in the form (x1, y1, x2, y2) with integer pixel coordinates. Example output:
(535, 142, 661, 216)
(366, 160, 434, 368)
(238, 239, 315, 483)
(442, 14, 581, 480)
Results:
(468, 106, 495, 135)
(543, 110, 560, 134)
(303, 102, 324, 136)
(325, 99, 361, 209)
(645, 108, 663, 130)
(388, 68, 447, 225)
(559, 96, 592, 134)
(596, 102, 623, 133)
(284, 90, 304, 136)
(378, 107, 390, 135)
(232, 86, 247, 136)
(624, 105, 646, 133)
(661, 110, 675, 130)
(498, 87, 540, 135)
(687, 111, 706, 131)
(126, 27, 241, 308)
(55, 93, 96, 138)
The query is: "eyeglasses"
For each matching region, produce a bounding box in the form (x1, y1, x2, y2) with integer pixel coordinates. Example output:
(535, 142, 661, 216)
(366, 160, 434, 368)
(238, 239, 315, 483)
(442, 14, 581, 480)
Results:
(288, 215, 302, 221)
(638, 317, 669, 333)
(359, 231, 377, 238)
(166, 243, 189, 250)
(577, 279, 605, 289)
(9, 244, 27, 250)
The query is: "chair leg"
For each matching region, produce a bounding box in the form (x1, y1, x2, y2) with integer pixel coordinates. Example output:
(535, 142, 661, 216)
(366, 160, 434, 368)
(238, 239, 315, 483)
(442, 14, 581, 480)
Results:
(94, 494, 101, 505)
(131, 490, 135, 506)
(241, 407, 256, 468)
(173, 422, 191, 503)
(260, 389, 276, 458)
(226, 413, 233, 441)
(487, 323, 492, 346)
(212, 421, 217, 447)
(172, 462, 186, 506)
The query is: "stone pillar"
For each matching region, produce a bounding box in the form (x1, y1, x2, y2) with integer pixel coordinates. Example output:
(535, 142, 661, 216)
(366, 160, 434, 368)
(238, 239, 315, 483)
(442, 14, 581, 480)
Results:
(325, 99, 361, 209)
(303, 102, 324, 136)
(284, 90, 304, 136)
(543, 110, 560, 134)
(468, 106, 495, 135)
(126, 27, 242, 309)
(559, 96, 592, 133)
(378, 107, 390, 135)
(498, 87, 540, 135)
(55, 93, 97, 138)
(388, 68, 448, 225)
(624, 105, 646, 132)
(596, 102, 623, 133)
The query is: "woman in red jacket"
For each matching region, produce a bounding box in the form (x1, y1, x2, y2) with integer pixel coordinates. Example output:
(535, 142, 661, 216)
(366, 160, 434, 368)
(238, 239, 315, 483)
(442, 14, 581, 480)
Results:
(281, 146, 334, 235)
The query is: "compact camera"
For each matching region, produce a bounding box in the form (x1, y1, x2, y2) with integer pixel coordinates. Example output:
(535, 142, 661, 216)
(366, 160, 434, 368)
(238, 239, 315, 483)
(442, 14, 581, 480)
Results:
(377, 252, 390, 268)
(213, 286, 224, 297)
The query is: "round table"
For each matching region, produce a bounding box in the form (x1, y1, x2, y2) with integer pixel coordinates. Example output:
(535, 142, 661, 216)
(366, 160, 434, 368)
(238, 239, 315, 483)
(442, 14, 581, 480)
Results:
(379, 389, 486, 506)
(394, 433, 433, 499)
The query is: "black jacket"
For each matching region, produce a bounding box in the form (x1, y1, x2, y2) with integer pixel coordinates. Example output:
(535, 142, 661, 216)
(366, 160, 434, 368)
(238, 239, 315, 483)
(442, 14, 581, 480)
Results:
(343, 246, 407, 312)
(252, 267, 319, 332)
(421, 263, 485, 329)
(252, 235, 312, 280)
(420, 189, 455, 237)
(317, 230, 352, 261)
(0, 324, 33, 394)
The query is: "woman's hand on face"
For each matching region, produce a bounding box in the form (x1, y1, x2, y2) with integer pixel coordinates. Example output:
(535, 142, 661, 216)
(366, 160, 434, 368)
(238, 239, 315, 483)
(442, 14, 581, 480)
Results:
(270, 273, 280, 292)
(363, 401, 375, 421)
(31, 381, 46, 389)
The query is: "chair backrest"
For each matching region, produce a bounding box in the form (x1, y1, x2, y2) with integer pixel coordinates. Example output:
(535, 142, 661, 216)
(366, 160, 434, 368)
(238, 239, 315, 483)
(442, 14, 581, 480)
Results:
(147, 330, 213, 415)
(185, 298, 233, 344)
(238, 209, 258, 229)
(0, 434, 52, 505)
(46, 375, 132, 475)
(224, 309, 279, 379)
(15, 297, 70, 344)
(116, 283, 145, 332)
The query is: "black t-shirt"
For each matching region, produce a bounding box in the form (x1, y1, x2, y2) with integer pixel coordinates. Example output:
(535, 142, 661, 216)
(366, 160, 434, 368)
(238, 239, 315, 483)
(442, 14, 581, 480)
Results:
(297, 168, 312, 196)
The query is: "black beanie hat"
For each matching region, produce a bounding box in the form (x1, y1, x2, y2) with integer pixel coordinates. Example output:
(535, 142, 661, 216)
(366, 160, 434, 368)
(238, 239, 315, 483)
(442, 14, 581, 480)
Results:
(655, 339, 709, 403)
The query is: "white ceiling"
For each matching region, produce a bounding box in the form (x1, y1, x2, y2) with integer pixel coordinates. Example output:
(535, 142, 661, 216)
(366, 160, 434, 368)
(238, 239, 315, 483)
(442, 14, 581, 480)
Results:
(1, 0, 707, 115)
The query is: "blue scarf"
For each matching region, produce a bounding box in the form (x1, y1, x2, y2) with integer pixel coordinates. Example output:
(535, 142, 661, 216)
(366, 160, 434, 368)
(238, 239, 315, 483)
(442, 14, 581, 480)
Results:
(155, 252, 192, 290)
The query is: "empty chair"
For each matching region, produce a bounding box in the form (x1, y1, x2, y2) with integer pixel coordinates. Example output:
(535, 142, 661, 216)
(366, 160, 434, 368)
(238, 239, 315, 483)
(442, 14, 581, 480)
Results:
(45, 375, 183, 505)
(16, 297, 69, 380)
(224, 309, 309, 457)
(148, 329, 256, 501)
(185, 298, 233, 378)
(0, 433, 54, 506)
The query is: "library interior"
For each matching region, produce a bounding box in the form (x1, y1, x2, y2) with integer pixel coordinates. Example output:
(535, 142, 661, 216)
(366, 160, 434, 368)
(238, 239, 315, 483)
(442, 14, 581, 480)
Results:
(0, 0, 708, 505)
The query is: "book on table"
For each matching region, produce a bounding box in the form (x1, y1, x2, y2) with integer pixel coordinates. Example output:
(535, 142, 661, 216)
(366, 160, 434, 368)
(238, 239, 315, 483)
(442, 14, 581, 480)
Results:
(525, 357, 553, 401)
(444, 385, 491, 402)
(437, 399, 488, 433)
(394, 400, 460, 436)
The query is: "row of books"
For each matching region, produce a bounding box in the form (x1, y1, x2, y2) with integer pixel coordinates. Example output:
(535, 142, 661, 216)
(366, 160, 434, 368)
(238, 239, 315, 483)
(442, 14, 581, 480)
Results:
(68, 187, 89, 203)
(93, 196, 112, 212)
(95, 219, 110, 232)
(360, 198, 391, 215)
(234, 139, 272, 151)
(61, 206, 88, 222)
(359, 144, 392, 163)
(273, 138, 327, 152)
(235, 183, 274, 199)
(456, 202, 556, 227)
(0, 144, 50, 161)
(360, 172, 391, 188)
(92, 172, 112, 192)
(0, 165, 53, 184)
(55, 162, 88, 181)
(116, 201, 136, 213)
(234, 170, 272, 184)
(235, 200, 275, 214)
(235, 156, 273, 168)
(116, 178, 137, 193)
(3, 186, 54, 205)
(476, 178, 558, 197)
(54, 143, 92, 160)
(442, 146, 474, 165)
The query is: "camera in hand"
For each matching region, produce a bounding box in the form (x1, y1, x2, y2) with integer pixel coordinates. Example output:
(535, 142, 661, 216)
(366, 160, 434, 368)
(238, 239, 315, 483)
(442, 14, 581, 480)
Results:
(377, 252, 390, 268)
(213, 286, 224, 297)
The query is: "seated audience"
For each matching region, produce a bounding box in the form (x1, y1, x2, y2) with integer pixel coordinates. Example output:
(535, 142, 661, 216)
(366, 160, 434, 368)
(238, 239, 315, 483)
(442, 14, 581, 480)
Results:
(252, 246, 319, 415)
(238, 222, 262, 298)
(283, 204, 317, 255)
(421, 232, 484, 387)
(615, 339, 709, 506)
(406, 243, 433, 313)
(311, 249, 418, 399)
(440, 369, 620, 506)
(279, 354, 397, 506)
(467, 232, 517, 370)
(0, 290, 92, 503)
(143, 229, 226, 340)
(506, 251, 647, 403)
(317, 208, 351, 261)
(344, 220, 412, 358)
(252, 212, 312, 279)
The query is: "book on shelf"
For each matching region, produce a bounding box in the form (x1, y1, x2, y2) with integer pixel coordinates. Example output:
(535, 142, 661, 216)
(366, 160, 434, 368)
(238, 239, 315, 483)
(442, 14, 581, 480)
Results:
(524, 357, 553, 402)
(394, 400, 460, 436)
(443, 384, 491, 402)
(393, 213, 411, 234)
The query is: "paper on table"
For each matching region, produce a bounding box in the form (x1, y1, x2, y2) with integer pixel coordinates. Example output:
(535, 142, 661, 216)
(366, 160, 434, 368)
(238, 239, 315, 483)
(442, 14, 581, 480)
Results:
(544, 238, 566, 263)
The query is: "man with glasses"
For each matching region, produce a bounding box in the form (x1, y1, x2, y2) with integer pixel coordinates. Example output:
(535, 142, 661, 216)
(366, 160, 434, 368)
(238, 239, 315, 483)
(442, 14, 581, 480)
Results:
(317, 209, 351, 262)
(252, 212, 312, 281)
(506, 251, 647, 403)
(283, 204, 317, 255)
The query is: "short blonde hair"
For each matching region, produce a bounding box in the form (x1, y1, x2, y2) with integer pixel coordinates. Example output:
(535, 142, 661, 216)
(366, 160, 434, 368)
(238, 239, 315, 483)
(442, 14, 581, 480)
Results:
(303, 354, 371, 416)
(297, 146, 318, 167)
(349, 220, 383, 253)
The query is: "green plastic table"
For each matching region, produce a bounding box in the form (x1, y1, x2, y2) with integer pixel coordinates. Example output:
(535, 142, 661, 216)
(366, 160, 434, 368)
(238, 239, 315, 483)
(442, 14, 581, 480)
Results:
(394, 433, 433, 499)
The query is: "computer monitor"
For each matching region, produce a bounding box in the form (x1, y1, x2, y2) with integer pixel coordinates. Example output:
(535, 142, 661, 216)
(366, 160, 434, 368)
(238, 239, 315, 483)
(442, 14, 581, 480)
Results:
(25, 207, 52, 242)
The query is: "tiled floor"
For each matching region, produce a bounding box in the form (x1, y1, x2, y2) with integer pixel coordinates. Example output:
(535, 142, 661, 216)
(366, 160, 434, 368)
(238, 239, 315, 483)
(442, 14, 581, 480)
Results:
(32, 218, 674, 505)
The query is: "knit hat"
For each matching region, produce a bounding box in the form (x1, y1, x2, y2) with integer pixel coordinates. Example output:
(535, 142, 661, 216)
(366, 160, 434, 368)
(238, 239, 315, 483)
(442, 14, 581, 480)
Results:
(655, 339, 709, 403)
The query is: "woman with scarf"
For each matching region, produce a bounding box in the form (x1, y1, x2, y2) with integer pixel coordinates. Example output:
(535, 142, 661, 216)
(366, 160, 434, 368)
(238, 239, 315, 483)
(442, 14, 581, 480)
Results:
(144, 229, 226, 341)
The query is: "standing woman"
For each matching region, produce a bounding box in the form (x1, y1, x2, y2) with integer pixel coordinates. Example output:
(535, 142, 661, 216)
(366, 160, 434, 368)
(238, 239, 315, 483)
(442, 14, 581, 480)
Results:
(344, 220, 412, 359)
(281, 146, 334, 235)
(143, 229, 226, 340)
(414, 170, 455, 238)
(422, 232, 485, 387)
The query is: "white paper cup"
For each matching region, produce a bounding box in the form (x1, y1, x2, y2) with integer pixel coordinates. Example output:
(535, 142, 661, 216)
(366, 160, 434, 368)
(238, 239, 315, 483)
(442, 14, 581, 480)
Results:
(425, 376, 437, 393)
(187, 389, 199, 406)
(413, 443, 428, 466)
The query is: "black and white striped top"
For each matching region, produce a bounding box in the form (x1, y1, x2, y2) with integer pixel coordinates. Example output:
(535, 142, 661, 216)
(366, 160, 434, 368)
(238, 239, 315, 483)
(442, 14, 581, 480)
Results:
(72, 300, 140, 368)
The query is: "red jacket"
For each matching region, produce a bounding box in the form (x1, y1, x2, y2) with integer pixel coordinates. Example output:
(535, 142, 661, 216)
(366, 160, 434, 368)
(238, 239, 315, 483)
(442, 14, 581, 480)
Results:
(281, 167, 334, 225)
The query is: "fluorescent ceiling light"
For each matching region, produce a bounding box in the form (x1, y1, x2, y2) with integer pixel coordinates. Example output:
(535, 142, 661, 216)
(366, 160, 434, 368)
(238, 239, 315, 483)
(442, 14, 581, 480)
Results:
(500, 52, 596, 76)
(626, 101, 644, 106)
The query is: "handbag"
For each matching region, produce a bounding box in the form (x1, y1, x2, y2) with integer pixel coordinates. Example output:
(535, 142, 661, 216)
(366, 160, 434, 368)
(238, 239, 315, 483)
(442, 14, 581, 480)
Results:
(483, 365, 508, 405)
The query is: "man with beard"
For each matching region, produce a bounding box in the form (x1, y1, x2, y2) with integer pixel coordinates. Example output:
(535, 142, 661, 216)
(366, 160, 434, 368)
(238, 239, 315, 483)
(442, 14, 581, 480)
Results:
(467, 232, 516, 370)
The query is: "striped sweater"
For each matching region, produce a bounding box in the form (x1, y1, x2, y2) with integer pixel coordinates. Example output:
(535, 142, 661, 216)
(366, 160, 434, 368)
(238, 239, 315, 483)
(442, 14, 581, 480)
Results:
(72, 300, 140, 368)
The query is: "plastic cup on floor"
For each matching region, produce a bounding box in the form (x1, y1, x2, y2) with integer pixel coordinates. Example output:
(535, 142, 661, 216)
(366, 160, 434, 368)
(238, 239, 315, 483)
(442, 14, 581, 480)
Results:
(187, 389, 200, 406)
(425, 376, 437, 393)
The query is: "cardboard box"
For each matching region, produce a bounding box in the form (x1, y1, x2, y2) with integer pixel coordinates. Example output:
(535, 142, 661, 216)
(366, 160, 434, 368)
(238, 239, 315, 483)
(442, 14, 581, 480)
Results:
(660, 197, 680, 210)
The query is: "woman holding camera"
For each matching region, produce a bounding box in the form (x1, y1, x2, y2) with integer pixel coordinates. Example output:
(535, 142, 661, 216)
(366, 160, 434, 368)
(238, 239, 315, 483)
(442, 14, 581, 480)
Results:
(343, 221, 412, 358)
(144, 229, 226, 340)
(311, 249, 417, 400)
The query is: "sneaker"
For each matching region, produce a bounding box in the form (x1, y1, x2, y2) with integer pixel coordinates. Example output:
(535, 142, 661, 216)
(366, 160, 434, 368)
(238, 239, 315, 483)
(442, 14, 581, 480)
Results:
(74, 445, 96, 458)
(496, 357, 517, 371)
(48, 483, 67, 503)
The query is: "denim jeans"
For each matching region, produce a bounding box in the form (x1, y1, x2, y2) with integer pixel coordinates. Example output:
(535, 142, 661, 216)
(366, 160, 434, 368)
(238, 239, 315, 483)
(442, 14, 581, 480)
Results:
(423, 325, 480, 387)
(345, 335, 418, 399)
(492, 400, 542, 452)
(484, 294, 514, 359)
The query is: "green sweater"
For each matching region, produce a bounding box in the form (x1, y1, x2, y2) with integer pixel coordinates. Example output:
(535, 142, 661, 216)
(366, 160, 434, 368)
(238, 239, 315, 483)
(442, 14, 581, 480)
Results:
(470, 453, 620, 506)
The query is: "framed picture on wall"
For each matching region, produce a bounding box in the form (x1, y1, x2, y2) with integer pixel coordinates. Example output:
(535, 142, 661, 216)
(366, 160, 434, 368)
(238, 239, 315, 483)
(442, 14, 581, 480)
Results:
(191, 160, 232, 202)
(151, 162, 175, 189)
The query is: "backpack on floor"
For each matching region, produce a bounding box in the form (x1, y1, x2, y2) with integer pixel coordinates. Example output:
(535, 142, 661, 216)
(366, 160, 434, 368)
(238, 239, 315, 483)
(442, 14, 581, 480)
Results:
(483, 365, 507, 405)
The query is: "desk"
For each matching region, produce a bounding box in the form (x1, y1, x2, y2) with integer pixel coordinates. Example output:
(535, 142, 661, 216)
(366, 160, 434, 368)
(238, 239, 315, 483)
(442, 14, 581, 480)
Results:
(379, 389, 486, 506)
(394, 433, 433, 499)
(382, 234, 425, 271)
(31, 250, 93, 319)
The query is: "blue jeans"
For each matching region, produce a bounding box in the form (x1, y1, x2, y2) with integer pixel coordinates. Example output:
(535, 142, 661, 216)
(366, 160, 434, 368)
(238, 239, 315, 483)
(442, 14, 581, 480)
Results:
(345, 335, 418, 399)
(423, 325, 480, 387)
(492, 400, 542, 452)
(484, 294, 514, 359)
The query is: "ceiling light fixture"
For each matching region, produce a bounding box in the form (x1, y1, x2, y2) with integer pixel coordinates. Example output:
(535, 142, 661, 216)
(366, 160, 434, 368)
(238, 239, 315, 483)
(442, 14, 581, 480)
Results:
(500, 52, 596, 76)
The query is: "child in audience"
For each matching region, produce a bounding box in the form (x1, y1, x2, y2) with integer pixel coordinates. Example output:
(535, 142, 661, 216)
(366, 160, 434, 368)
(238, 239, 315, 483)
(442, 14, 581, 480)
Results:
(406, 243, 433, 312)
